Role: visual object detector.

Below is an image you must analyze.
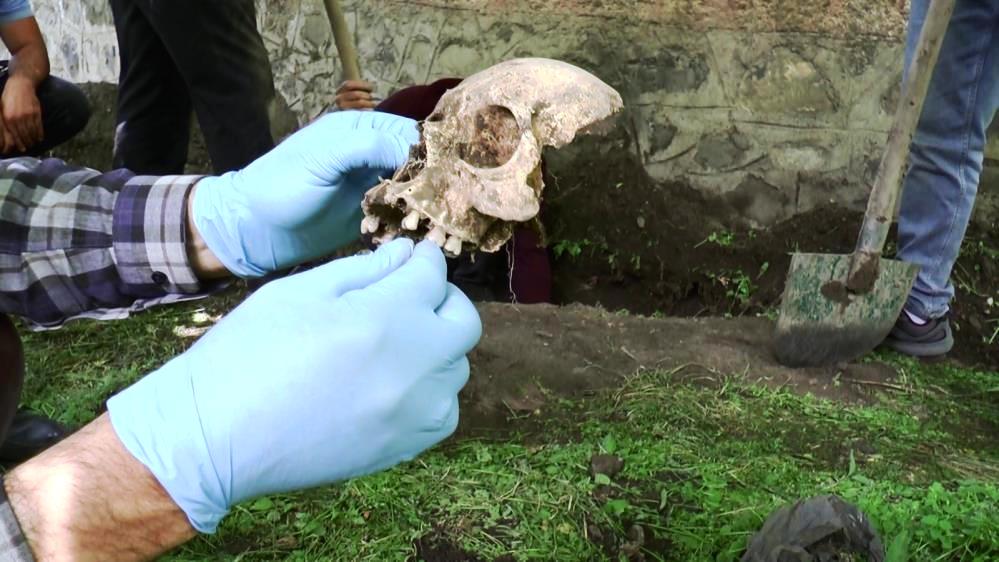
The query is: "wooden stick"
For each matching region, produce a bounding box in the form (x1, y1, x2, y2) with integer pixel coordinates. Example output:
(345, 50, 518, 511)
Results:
(322, 0, 362, 82)
(847, 0, 955, 291)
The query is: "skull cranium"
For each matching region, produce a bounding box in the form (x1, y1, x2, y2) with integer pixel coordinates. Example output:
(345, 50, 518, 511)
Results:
(361, 58, 623, 255)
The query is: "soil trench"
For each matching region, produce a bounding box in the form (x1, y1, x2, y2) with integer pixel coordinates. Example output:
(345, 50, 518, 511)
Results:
(458, 303, 897, 436)
(544, 147, 999, 370)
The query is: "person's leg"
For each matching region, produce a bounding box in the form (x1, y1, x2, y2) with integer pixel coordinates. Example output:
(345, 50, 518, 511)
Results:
(509, 228, 552, 304)
(137, 0, 274, 174)
(25, 75, 92, 155)
(0, 313, 66, 465)
(110, 0, 193, 174)
(888, 0, 999, 355)
(0, 313, 23, 444)
(449, 252, 504, 302)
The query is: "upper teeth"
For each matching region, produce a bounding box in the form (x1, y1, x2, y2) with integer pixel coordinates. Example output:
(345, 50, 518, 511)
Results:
(426, 225, 447, 246)
(402, 210, 421, 231)
(361, 215, 380, 234)
(444, 235, 463, 255)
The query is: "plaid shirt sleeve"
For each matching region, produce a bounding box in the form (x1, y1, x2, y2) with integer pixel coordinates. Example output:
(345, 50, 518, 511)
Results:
(0, 157, 217, 330)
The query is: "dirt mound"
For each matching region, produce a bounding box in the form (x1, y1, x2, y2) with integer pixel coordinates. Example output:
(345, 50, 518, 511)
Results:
(545, 150, 999, 369)
(458, 304, 898, 437)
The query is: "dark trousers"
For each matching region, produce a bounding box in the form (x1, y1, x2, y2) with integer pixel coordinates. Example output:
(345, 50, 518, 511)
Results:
(0, 314, 23, 446)
(110, 0, 275, 175)
(0, 67, 91, 158)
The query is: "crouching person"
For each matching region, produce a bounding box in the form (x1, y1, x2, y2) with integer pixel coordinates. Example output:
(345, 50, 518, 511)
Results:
(0, 0, 90, 157)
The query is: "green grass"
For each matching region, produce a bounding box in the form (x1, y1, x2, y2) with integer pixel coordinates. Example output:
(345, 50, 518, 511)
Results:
(15, 293, 999, 561)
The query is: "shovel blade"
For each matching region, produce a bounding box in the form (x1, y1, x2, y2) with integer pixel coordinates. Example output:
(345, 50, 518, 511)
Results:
(774, 253, 918, 367)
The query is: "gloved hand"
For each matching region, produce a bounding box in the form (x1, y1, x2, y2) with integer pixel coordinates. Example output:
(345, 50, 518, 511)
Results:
(107, 239, 481, 533)
(192, 111, 419, 278)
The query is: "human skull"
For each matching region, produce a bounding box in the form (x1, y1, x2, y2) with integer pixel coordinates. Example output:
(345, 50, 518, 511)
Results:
(361, 58, 623, 255)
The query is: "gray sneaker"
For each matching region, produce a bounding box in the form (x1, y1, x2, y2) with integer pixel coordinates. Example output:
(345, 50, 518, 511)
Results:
(881, 311, 954, 358)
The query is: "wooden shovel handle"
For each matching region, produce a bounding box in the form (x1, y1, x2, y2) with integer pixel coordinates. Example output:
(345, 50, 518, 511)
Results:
(848, 0, 955, 291)
(322, 0, 362, 82)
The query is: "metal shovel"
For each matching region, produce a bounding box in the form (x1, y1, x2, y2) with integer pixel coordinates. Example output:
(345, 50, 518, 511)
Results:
(774, 0, 955, 367)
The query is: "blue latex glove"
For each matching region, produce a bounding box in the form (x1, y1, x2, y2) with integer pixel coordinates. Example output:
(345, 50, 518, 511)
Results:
(192, 111, 419, 278)
(107, 239, 481, 533)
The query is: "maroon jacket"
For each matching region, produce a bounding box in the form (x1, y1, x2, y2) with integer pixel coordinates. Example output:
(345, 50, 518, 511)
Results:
(375, 78, 463, 121)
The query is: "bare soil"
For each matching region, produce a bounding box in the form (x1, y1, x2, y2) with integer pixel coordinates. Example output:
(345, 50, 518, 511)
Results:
(419, 302, 911, 561)
(418, 300, 995, 561)
(545, 149, 999, 371)
(412, 532, 513, 562)
(456, 303, 898, 438)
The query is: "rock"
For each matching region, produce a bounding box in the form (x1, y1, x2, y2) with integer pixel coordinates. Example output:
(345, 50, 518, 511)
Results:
(621, 523, 646, 560)
(737, 47, 839, 115)
(590, 454, 625, 478)
(695, 129, 751, 170)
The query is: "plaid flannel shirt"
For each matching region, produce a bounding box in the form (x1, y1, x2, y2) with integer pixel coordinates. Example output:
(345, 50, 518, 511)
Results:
(0, 157, 213, 329)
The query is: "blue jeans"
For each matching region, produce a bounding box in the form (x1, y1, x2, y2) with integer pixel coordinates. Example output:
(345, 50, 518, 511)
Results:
(898, 0, 999, 319)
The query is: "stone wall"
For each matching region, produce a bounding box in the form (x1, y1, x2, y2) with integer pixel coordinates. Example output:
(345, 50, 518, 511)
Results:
(22, 0, 998, 229)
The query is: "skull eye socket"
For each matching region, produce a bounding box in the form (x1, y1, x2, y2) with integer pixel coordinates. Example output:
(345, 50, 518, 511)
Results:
(457, 105, 521, 168)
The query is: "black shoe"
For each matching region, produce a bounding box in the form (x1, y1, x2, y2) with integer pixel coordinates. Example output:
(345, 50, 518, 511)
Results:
(0, 409, 67, 464)
(882, 311, 954, 358)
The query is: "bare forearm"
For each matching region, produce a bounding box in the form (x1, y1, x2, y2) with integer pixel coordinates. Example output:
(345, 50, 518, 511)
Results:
(4, 414, 196, 561)
(186, 182, 231, 280)
(8, 42, 48, 87)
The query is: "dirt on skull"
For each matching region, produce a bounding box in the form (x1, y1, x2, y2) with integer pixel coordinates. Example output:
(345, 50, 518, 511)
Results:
(458, 105, 521, 168)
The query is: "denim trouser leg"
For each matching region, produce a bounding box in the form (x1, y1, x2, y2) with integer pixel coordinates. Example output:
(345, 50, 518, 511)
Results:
(897, 0, 999, 319)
